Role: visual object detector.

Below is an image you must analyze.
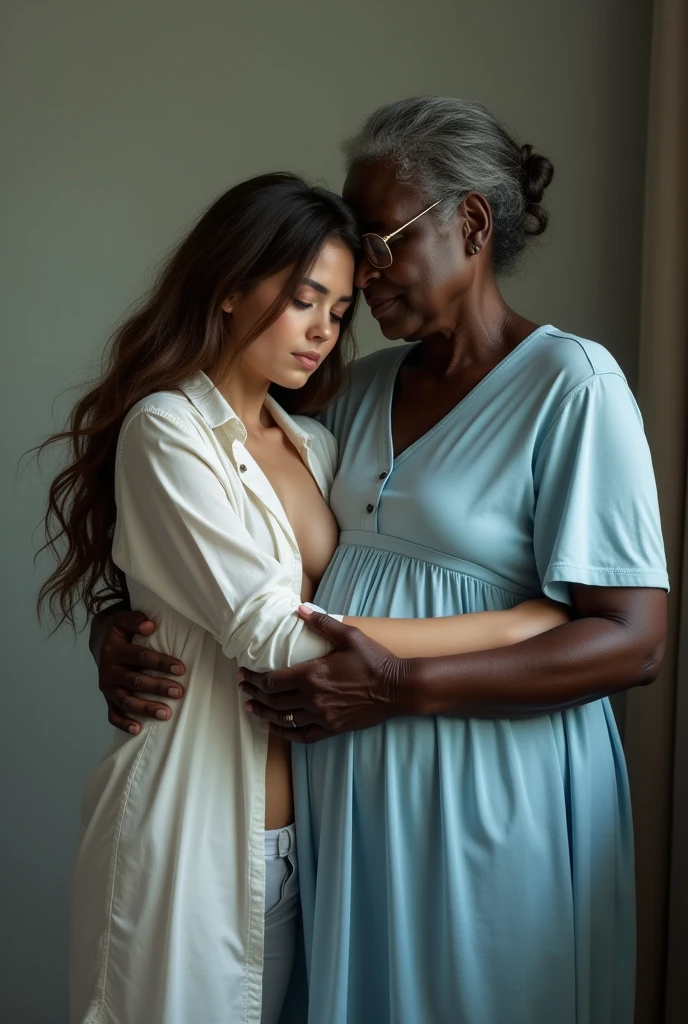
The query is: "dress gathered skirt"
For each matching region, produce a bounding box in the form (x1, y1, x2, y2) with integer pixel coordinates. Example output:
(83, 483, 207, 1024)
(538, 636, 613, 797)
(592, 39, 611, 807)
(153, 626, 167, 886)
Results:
(291, 328, 669, 1024)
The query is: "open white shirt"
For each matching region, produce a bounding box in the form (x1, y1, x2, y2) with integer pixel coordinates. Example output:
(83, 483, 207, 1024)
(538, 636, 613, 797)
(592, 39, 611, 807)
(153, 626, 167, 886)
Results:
(70, 373, 339, 1024)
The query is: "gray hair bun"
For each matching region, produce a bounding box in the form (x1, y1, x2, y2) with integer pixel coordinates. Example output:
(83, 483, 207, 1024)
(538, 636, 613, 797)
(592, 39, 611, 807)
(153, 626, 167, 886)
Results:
(519, 144, 554, 236)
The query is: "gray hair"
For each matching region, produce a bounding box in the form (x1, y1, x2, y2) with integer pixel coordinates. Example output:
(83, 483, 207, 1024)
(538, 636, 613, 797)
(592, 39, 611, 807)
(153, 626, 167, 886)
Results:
(342, 97, 554, 273)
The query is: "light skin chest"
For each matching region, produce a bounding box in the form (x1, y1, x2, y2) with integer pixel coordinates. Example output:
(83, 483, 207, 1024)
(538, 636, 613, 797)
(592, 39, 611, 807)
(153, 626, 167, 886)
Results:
(245, 425, 339, 602)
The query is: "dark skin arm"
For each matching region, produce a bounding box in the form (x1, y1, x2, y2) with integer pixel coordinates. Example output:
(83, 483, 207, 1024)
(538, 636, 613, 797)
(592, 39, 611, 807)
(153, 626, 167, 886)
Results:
(91, 586, 665, 737)
(239, 586, 666, 742)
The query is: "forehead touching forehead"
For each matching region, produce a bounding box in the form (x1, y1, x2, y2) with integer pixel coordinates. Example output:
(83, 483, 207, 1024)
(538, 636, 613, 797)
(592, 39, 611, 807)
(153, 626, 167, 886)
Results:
(343, 161, 425, 229)
(308, 238, 355, 289)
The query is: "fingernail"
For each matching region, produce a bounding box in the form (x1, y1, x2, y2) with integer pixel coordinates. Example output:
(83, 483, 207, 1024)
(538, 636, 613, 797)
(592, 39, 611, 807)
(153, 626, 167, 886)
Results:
(128, 725, 139, 735)
(171, 666, 183, 675)
(167, 687, 182, 698)
(298, 604, 313, 615)
(244, 701, 253, 712)
(238, 683, 246, 692)
(156, 709, 169, 720)
(237, 669, 244, 681)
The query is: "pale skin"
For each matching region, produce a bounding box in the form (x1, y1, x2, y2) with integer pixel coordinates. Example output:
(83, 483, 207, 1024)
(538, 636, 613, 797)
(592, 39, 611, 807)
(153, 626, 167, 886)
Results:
(167, 238, 568, 828)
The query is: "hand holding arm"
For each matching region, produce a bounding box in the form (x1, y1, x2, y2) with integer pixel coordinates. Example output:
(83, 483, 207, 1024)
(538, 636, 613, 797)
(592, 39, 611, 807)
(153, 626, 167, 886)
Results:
(92, 608, 187, 734)
(240, 587, 665, 740)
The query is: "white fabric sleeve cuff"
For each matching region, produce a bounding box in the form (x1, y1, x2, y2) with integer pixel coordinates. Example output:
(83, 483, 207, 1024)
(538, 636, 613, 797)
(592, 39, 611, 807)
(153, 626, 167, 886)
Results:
(302, 602, 344, 622)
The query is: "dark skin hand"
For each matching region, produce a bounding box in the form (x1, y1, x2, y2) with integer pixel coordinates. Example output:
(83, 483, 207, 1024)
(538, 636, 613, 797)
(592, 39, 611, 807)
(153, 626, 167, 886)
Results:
(91, 606, 186, 733)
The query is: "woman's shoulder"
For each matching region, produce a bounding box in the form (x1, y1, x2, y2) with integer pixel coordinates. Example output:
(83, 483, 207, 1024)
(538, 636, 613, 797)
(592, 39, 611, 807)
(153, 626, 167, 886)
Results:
(119, 390, 212, 456)
(314, 344, 407, 442)
(123, 389, 199, 425)
(513, 327, 639, 441)
(530, 326, 627, 386)
(349, 344, 408, 385)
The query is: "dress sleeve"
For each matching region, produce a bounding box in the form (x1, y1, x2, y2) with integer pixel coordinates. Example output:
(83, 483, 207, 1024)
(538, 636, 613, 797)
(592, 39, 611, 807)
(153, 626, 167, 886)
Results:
(113, 407, 336, 670)
(532, 372, 669, 605)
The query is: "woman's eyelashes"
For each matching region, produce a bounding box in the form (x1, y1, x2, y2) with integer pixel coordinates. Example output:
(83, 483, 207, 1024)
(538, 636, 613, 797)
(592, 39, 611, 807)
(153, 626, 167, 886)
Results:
(292, 297, 343, 323)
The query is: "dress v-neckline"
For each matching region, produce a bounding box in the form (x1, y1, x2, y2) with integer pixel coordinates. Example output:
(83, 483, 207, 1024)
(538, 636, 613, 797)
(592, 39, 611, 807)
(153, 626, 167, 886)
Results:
(386, 325, 548, 465)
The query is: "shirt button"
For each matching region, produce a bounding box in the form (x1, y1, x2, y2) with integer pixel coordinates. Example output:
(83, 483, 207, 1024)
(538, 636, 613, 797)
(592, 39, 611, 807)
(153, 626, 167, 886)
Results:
(366, 503, 375, 514)
(379, 472, 388, 480)
(239, 464, 247, 473)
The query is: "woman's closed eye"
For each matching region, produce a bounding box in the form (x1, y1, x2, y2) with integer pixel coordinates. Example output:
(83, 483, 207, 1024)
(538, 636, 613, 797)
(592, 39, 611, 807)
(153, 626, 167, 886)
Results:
(293, 298, 343, 323)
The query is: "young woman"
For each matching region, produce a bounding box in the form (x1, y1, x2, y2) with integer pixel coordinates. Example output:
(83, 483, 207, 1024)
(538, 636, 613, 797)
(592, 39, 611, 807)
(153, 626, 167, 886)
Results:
(40, 172, 567, 1024)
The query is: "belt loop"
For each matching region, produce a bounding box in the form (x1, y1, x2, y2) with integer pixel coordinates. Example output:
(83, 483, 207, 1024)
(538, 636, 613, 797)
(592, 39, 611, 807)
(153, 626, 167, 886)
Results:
(277, 827, 292, 857)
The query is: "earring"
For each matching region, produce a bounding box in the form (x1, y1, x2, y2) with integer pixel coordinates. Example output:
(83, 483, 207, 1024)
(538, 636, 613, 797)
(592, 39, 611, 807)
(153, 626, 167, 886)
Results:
(471, 244, 481, 255)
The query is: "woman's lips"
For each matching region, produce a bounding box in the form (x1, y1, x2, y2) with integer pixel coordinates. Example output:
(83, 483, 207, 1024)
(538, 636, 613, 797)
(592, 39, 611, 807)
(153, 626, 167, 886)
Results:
(369, 296, 399, 319)
(292, 352, 319, 370)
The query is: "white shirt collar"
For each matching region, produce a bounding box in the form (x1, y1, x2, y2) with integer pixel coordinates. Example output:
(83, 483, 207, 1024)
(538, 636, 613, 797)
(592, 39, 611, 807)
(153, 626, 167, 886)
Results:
(180, 372, 242, 433)
(180, 371, 314, 450)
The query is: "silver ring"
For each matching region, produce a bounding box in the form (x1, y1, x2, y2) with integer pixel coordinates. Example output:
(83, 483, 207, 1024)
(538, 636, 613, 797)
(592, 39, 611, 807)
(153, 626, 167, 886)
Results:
(282, 713, 296, 728)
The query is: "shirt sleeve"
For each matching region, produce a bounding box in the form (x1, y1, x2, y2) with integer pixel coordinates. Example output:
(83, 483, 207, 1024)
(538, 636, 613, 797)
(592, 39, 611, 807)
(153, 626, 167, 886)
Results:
(533, 372, 669, 605)
(113, 407, 337, 671)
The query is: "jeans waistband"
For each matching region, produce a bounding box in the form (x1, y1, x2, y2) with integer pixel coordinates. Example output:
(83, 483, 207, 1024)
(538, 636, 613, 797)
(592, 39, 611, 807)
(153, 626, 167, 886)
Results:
(264, 822, 296, 858)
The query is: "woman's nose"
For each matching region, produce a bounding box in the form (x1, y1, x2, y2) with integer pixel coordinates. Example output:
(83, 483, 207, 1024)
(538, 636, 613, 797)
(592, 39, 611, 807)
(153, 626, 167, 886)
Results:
(308, 316, 332, 341)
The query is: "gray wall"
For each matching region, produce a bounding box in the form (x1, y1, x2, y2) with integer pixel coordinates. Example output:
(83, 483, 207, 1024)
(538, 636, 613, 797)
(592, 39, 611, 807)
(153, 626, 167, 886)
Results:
(1, 0, 652, 1020)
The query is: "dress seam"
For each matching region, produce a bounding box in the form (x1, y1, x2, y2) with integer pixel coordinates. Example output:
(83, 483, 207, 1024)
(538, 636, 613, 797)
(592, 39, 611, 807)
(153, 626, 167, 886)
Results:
(552, 332, 597, 376)
(548, 562, 667, 575)
(337, 534, 532, 598)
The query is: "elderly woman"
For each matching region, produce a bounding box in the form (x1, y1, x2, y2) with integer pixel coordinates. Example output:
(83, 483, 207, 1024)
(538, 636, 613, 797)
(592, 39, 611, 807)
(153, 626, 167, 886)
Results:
(93, 98, 667, 1023)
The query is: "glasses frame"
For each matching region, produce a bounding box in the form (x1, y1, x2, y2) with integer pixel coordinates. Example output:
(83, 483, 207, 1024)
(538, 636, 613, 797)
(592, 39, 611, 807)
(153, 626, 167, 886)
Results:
(360, 199, 443, 269)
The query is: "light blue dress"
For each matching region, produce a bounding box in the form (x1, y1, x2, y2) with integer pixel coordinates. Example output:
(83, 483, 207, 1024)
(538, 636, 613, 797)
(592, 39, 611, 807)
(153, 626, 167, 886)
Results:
(291, 326, 668, 1024)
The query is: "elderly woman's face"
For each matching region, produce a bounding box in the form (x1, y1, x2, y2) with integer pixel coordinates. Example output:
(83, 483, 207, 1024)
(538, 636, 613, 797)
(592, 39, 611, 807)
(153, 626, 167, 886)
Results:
(343, 161, 474, 342)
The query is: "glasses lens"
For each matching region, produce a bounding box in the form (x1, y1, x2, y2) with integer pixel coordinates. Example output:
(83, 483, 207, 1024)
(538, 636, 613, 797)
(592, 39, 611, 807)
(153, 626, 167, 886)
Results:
(363, 234, 392, 269)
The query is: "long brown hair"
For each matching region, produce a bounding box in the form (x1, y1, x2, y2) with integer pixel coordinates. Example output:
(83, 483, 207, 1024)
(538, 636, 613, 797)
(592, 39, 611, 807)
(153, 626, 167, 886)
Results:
(38, 172, 360, 628)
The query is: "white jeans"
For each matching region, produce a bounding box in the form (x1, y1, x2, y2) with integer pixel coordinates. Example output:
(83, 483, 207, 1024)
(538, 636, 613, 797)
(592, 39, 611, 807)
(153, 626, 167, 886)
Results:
(262, 824, 300, 1024)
